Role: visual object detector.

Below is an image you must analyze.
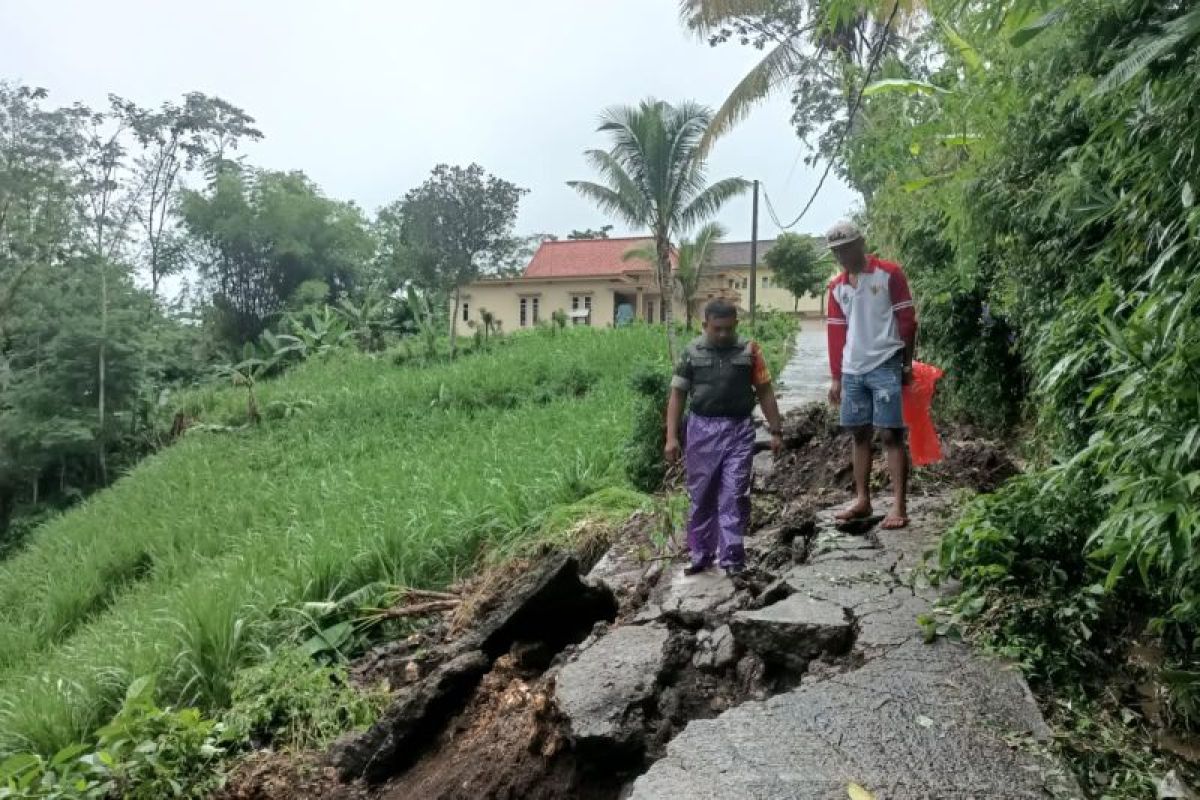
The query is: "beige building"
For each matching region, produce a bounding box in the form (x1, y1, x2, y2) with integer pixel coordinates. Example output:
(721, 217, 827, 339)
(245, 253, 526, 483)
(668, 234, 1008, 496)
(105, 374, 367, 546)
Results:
(455, 236, 826, 335)
(710, 240, 827, 317)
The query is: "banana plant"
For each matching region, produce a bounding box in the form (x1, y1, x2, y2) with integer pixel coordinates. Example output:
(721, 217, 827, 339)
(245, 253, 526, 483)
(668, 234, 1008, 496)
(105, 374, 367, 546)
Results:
(287, 306, 353, 358)
(335, 294, 394, 352)
(402, 286, 441, 360)
(217, 334, 304, 425)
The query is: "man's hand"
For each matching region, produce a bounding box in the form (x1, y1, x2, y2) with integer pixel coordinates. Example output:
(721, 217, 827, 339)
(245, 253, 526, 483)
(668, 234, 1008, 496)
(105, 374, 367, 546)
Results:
(664, 437, 681, 463)
(770, 433, 783, 456)
(828, 379, 842, 407)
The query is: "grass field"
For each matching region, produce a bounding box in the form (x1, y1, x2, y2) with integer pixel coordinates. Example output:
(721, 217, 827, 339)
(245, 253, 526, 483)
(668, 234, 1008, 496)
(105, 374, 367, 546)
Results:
(0, 321, 795, 755)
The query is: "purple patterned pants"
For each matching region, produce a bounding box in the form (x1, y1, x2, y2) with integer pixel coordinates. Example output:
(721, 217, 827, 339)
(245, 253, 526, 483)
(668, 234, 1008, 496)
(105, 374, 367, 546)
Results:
(684, 414, 754, 569)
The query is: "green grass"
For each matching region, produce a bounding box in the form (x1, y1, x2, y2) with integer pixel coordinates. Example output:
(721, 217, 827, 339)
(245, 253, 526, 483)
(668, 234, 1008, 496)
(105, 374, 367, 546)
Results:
(0, 318, 798, 757)
(0, 327, 675, 755)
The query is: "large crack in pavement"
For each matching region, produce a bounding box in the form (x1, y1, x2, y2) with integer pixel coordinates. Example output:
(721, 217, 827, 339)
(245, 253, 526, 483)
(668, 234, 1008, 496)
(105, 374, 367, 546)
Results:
(626, 495, 1085, 800)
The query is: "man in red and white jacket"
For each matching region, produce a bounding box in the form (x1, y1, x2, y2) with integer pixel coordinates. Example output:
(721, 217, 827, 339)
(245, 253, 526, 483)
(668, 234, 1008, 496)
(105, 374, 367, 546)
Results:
(825, 220, 918, 530)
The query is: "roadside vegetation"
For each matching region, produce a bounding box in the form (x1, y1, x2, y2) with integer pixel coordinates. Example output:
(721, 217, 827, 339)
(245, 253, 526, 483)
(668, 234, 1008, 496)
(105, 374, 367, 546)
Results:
(685, 0, 1200, 791)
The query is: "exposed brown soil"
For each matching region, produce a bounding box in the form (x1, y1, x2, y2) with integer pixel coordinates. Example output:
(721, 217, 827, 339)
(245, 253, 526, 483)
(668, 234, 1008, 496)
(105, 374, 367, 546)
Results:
(766, 402, 1018, 499)
(218, 752, 368, 800)
(376, 656, 618, 800)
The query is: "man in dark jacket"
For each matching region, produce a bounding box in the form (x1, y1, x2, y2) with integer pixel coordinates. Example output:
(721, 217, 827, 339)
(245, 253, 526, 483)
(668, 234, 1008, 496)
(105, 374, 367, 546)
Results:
(665, 300, 783, 577)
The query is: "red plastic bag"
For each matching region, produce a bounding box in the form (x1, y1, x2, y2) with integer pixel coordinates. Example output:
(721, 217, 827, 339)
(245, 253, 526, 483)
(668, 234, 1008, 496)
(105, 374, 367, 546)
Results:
(902, 360, 944, 466)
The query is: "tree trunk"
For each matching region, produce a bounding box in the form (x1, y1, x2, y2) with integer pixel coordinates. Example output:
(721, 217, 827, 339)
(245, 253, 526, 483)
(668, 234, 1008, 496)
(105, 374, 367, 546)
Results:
(98, 261, 108, 485)
(448, 286, 461, 359)
(0, 487, 12, 540)
(656, 236, 677, 364)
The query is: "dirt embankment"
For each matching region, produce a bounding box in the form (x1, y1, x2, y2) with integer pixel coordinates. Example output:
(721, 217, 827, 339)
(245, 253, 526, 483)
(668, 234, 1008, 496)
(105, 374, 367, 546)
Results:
(218, 402, 1018, 800)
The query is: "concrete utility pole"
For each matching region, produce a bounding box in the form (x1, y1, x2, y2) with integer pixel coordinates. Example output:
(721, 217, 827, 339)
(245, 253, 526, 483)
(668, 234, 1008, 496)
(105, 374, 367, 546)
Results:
(749, 179, 759, 330)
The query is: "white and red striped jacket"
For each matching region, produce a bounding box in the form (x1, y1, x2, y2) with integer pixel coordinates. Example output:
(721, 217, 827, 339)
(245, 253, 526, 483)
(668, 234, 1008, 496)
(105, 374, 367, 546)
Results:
(826, 255, 917, 380)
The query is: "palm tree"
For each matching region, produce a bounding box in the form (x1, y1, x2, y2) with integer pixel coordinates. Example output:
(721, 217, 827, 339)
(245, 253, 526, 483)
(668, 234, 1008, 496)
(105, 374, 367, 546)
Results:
(568, 99, 748, 361)
(679, 0, 918, 150)
(624, 222, 727, 332)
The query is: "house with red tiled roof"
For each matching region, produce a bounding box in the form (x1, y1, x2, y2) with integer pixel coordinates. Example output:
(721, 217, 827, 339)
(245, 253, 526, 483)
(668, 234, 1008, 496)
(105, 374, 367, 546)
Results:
(454, 236, 821, 335)
(456, 237, 729, 334)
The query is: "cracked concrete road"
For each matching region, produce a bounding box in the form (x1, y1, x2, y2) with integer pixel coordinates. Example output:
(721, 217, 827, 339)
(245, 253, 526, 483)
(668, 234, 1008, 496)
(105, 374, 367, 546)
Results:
(628, 495, 1082, 800)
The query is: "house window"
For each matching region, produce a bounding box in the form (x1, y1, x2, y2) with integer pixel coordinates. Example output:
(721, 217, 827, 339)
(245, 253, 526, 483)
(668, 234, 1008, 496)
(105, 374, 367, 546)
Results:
(570, 295, 593, 325)
(762, 276, 770, 289)
(531, 297, 540, 324)
(462, 302, 470, 322)
(519, 297, 528, 327)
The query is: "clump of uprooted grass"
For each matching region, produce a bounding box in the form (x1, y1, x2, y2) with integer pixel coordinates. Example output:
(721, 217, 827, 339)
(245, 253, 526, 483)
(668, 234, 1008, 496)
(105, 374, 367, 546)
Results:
(0, 327, 668, 756)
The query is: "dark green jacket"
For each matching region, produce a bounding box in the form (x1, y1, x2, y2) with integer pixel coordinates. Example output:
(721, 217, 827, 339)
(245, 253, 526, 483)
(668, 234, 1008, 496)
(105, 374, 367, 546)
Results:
(671, 336, 759, 418)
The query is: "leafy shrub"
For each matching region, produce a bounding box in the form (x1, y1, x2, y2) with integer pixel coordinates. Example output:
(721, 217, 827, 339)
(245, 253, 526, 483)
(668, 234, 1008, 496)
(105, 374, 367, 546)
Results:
(222, 648, 386, 751)
(0, 677, 225, 799)
(624, 363, 671, 493)
(934, 464, 1112, 684)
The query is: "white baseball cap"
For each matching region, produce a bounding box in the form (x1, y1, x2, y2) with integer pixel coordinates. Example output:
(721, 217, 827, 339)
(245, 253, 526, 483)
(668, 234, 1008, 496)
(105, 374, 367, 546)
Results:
(825, 220, 864, 249)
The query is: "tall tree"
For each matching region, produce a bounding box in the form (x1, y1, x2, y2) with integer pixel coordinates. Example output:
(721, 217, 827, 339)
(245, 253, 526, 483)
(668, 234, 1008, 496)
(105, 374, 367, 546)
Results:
(65, 95, 145, 484)
(0, 84, 78, 346)
(763, 231, 829, 311)
(181, 168, 373, 346)
(122, 93, 262, 296)
(680, 0, 919, 198)
(385, 164, 527, 357)
(624, 222, 726, 331)
(568, 98, 748, 360)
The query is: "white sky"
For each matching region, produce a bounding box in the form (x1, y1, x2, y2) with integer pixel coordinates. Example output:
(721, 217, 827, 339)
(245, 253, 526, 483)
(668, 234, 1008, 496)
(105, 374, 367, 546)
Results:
(2, 0, 859, 247)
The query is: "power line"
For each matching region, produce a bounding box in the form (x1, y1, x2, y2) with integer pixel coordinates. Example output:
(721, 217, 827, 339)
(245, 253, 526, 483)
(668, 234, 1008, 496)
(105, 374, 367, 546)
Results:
(757, 0, 901, 232)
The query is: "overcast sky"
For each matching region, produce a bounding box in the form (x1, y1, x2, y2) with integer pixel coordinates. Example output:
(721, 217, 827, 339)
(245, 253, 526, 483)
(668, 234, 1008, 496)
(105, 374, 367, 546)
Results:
(2, 0, 858, 246)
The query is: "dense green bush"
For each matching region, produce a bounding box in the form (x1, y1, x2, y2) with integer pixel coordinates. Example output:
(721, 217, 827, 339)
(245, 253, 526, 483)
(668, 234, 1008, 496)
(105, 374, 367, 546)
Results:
(222, 649, 385, 751)
(0, 677, 225, 799)
(624, 363, 672, 493)
(856, 0, 1199, 728)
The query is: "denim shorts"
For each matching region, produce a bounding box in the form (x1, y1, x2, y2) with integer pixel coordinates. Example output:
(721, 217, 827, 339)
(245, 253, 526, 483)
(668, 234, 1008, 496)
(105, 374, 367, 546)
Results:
(841, 352, 905, 429)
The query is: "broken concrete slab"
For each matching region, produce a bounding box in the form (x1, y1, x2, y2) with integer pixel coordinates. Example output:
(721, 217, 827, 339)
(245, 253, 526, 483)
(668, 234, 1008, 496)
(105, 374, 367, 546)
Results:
(588, 546, 651, 601)
(330, 649, 490, 783)
(783, 556, 895, 594)
(692, 624, 737, 671)
(460, 552, 617, 659)
(731, 594, 852, 671)
(628, 638, 1081, 800)
(555, 624, 671, 752)
(635, 569, 738, 626)
(853, 591, 932, 650)
(808, 533, 879, 569)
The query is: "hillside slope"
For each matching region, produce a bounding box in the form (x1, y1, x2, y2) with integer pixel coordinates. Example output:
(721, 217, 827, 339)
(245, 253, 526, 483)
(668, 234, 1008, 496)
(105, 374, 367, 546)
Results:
(0, 327, 675, 754)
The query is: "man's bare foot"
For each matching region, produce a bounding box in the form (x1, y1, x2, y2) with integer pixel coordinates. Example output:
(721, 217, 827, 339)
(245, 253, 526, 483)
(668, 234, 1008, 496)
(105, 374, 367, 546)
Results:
(835, 500, 872, 521)
(881, 512, 909, 530)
